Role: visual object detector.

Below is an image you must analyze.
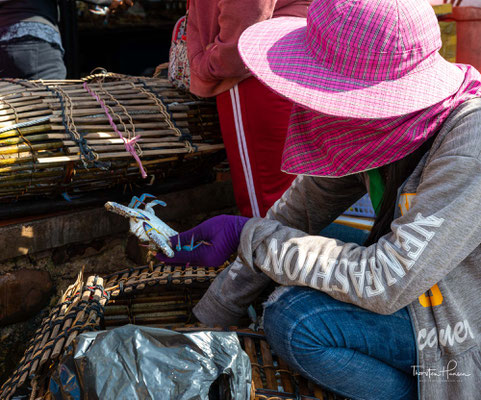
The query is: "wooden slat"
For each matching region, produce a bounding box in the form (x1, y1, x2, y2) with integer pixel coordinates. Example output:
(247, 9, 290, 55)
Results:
(172, 266, 182, 284)
(158, 265, 172, 284)
(244, 337, 263, 390)
(277, 357, 295, 394)
(148, 265, 163, 286)
(124, 269, 140, 293)
(259, 339, 278, 390)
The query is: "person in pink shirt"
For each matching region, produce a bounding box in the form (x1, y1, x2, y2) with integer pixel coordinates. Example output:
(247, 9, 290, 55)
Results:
(187, 0, 311, 218)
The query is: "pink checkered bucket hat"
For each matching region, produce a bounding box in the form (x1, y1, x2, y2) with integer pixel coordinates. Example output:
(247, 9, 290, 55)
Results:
(238, 0, 465, 119)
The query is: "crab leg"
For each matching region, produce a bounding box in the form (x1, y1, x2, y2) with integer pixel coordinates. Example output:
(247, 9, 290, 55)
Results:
(128, 193, 156, 209)
(175, 233, 182, 252)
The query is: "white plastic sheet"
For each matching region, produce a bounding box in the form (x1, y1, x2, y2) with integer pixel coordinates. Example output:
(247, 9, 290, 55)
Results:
(49, 325, 252, 400)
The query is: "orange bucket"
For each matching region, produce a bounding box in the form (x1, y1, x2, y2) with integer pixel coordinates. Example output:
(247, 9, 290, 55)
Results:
(445, 7, 481, 70)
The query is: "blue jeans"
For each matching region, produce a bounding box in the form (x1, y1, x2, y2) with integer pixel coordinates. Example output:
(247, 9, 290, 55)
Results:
(263, 287, 417, 400)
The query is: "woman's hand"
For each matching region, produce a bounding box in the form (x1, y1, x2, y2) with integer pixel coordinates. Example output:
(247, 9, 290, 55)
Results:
(155, 215, 249, 267)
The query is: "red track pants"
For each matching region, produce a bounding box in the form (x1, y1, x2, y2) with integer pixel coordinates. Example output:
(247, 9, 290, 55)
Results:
(216, 77, 295, 217)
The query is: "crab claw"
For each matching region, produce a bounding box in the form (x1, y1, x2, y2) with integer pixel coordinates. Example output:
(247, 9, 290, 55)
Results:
(105, 201, 138, 219)
(142, 221, 175, 258)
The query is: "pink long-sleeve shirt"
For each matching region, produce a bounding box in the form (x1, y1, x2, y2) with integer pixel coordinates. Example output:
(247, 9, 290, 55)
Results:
(187, 0, 311, 98)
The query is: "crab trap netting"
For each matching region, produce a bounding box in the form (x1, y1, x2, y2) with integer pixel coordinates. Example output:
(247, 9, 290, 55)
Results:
(0, 72, 223, 202)
(0, 263, 345, 400)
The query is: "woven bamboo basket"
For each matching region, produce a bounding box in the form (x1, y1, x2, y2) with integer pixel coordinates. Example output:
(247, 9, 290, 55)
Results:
(0, 264, 344, 400)
(0, 72, 223, 202)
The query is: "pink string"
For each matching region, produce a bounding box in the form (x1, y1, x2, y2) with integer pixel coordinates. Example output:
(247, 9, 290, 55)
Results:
(83, 82, 147, 178)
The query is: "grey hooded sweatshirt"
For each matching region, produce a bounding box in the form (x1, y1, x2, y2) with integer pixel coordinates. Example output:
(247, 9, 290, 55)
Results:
(193, 98, 481, 400)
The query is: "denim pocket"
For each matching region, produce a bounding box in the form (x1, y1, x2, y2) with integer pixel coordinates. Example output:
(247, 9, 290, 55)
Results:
(0, 40, 39, 79)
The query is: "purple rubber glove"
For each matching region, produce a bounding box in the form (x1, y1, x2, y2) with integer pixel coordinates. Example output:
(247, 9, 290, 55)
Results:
(155, 215, 249, 267)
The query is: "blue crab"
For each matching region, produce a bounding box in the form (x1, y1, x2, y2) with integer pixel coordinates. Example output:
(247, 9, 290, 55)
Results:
(105, 194, 178, 257)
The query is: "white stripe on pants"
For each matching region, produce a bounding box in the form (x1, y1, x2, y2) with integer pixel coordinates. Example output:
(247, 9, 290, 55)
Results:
(229, 85, 260, 217)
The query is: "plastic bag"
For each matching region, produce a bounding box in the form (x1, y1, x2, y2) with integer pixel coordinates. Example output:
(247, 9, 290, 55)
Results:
(49, 325, 252, 400)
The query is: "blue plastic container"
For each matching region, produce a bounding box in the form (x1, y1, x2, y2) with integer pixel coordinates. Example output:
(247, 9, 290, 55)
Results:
(343, 193, 376, 218)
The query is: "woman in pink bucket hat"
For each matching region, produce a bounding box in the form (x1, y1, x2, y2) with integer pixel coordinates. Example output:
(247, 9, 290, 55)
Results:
(157, 0, 481, 398)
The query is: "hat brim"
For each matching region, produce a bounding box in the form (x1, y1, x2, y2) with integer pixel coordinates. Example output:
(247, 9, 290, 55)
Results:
(238, 17, 465, 119)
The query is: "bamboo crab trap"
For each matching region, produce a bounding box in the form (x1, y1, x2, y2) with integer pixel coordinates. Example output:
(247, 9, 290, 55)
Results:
(0, 72, 224, 202)
(0, 263, 344, 400)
